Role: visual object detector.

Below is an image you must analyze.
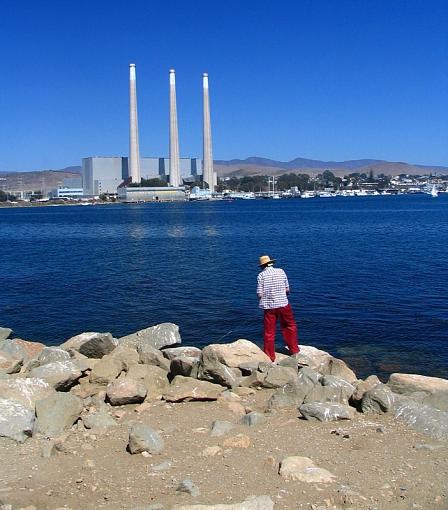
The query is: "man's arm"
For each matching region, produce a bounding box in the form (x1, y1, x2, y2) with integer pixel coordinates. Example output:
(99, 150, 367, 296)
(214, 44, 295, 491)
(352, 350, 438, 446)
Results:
(284, 271, 290, 294)
(257, 273, 263, 300)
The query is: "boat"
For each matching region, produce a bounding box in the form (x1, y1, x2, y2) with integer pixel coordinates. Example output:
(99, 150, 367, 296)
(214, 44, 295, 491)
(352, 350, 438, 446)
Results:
(431, 185, 439, 197)
(300, 191, 316, 199)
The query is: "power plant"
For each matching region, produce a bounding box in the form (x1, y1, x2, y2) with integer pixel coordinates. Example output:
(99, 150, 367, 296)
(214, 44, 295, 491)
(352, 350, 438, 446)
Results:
(81, 64, 217, 200)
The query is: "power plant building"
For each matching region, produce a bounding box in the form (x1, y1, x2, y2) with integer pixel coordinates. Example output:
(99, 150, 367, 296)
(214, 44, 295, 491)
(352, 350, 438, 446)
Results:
(82, 156, 202, 196)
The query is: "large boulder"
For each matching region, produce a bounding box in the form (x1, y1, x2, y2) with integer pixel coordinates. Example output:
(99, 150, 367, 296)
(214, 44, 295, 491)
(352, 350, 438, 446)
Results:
(61, 332, 117, 358)
(172, 496, 274, 510)
(126, 364, 169, 399)
(35, 392, 83, 437)
(0, 377, 55, 410)
(36, 347, 71, 367)
(296, 345, 356, 382)
(106, 378, 147, 405)
(201, 340, 270, 368)
(119, 323, 181, 350)
(261, 366, 298, 389)
(198, 347, 240, 388)
(279, 456, 336, 483)
(170, 356, 200, 378)
(89, 357, 123, 385)
(0, 338, 45, 364)
(0, 327, 13, 341)
(304, 376, 355, 405)
(394, 399, 448, 439)
(361, 384, 395, 414)
(138, 344, 170, 371)
(388, 373, 448, 396)
(0, 398, 35, 442)
(29, 360, 82, 390)
(108, 345, 139, 370)
(351, 375, 382, 403)
(299, 402, 356, 422)
(163, 375, 225, 402)
(128, 423, 164, 454)
(163, 346, 202, 361)
(0, 351, 22, 374)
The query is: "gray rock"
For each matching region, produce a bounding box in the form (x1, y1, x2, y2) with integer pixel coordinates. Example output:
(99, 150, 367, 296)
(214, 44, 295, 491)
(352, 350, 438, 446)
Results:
(171, 496, 274, 510)
(239, 370, 267, 388)
(138, 344, 170, 371)
(106, 378, 147, 406)
(61, 332, 117, 358)
(327, 357, 357, 383)
(162, 375, 225, 402)
(262, 365, 298, 389)
(35, 392, 83, 437)
(304, 383, 352, 405)
(388, 373, 448, 396)
(29, 361, 82, 390)
(170, 356, 199, 378)
(162, 346, 201, 360)
(361, 384, 395, 414)
(351, 375, 382, 403)
(322, 375, 355, 398)
(37, 347, 71, 367)
(0, 339, 26, 362)
(299, 402, 356, 422)
(0, 377, 55, 410)
(176, 479, 200, 497)
(423, 391, 448, 412)
(0, 398, 35, 442)
(89, 357, 123, 385)
(267, 383, 304, 409)
(394, 399, 448, 439)
(238, 361, 261, 375)
(277, 356, 300, 370)
(128, 423, 164, 454)
(0, 351, 22, 374)
(119, 323, 181, 351)
(109, 345, 140, 370)
(83, 411, 117, 431)
(198, 346, 240, 388)
(0, 328, 13, 341)
(210, 420, 235, 437)
(126, 364, 169, 399)
(240, 411, 266, 427)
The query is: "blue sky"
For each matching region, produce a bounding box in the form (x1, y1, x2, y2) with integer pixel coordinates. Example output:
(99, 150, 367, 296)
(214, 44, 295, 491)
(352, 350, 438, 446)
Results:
(1, 0, 447, 171)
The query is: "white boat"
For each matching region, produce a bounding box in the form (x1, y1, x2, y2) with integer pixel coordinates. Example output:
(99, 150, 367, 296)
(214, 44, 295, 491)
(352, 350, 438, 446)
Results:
(431, 185, 439, 197)
(318, 192, 334, 198)
(300, 191, 316, 199)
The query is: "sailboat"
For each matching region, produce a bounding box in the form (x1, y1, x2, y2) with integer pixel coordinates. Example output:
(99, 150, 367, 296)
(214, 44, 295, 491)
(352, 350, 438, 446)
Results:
(431, 185, 439, 197)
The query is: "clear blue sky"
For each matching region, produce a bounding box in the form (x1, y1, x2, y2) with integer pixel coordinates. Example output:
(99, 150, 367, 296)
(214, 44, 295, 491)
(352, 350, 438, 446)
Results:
(1, 0, 447, 171)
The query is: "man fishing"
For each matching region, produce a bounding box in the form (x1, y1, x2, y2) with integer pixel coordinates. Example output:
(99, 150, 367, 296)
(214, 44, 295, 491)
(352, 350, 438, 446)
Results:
(257, 255, 300, 362)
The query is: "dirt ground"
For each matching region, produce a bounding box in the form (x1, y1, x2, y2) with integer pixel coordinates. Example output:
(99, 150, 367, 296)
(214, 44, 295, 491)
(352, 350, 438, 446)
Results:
(0, 389, 447, 510)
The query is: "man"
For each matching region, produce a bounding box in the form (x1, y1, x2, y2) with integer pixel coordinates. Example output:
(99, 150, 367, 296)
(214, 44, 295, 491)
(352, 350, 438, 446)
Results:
(257, 255, 300, 362)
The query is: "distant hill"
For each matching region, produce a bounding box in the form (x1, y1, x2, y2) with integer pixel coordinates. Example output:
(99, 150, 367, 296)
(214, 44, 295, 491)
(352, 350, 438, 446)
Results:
(0, 168, 81, 193)
(214, 157, 448, 177)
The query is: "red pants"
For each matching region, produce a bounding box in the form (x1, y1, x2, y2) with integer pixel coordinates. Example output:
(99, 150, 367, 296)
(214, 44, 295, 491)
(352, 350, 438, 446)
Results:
(263, 303, 299, 362)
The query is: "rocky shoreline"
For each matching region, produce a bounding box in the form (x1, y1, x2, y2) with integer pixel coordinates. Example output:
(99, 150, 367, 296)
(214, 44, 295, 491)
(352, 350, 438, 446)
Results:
(0, 324, 447, 510)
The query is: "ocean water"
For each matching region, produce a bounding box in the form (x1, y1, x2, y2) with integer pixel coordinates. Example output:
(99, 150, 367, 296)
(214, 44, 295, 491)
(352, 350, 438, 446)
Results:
(0, 194, 447, 380)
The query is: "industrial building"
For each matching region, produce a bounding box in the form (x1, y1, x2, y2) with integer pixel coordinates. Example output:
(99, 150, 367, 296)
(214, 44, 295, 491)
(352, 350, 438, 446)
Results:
(117, 186, 186, 202)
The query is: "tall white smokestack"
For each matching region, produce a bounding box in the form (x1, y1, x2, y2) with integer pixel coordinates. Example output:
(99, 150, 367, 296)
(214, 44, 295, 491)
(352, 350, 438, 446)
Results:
(202, 73, 214, 192)
(129, 63, 141, 184)
(169, 69, 181, 187)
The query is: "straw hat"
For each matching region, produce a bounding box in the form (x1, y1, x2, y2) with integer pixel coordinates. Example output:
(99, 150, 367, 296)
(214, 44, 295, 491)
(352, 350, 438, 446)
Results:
(259, 255, 276, 267)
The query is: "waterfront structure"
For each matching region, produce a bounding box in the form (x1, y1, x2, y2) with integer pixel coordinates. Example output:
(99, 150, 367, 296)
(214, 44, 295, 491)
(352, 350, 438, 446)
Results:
(117, 186, 186, 202)
(169, 70, 181, 187)
(202, 73, 216, 192)
(129, 63, 141, 184)
(50, 187, 84, 199)
(82, 156, 201, 196)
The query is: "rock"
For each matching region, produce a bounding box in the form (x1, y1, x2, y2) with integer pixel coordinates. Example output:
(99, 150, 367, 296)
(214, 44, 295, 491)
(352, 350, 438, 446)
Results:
(210, 420, 235, 437)
(351, 375, 382, 402)
(203, 340, 270, 368)
(29, 361, 82, 390)
(261, 366, 298, 389)
(222, 434, 251, 448)
(361, 384, 395, 414)
(126, 364, 169, 399)
(163, 376, 225, 402)
(37, 347, 71, 367)
(151, 460, 172, 471)
(423, 392, 448, 412)
(163, 346, 202, 360)
(234, 387, 256, 397)
(0, 327, 13, 341)
(0, 351, 22, 374)
(198, 347, 240, 388)
(299, 402, 356, 422)
(35, 393, 83, 437)
(0, 398, 35, 442)
(201, 446, 223, 457)
(304, 383, 352, 405)
(388, 373, 448, 395)
(119, 323, 181, 350)
(327, 357, 357, 383)
(322, 375, 355, 397)
(89, 357, 123, 385)
(106, 378, 147, 406)
(177, 480, 200, 497)
(83, 411, 117, 432)
(226, 401, 246, 416)
(297, 345, 356, 382)
(394, 399, 448, 439)
(109, 345, 140, 370)
(239, 371, 267, 388)
(61, 332, 117, 358)
(267, 384, 303, 409)
(240, 411, 266, 427)
(0, 377, 55, 410)
(12, 338, 46, 361)
(138, 344, 170, 371)
(172, 496, 274, 510)
(170, 356, 199, 378)
(279, 456, 336, 483)
(128, 423, 164, 454)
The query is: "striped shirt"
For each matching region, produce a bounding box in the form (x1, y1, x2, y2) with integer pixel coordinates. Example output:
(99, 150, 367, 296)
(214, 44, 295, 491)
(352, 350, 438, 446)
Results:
(257, 266, 290, 309)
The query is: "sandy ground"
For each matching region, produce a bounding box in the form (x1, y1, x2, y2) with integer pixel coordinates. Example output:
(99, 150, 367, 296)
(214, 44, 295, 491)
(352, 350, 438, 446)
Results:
(0, 389, 447, 510)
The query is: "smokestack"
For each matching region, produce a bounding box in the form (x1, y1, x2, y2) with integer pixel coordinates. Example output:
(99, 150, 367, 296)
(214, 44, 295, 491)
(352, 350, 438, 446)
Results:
(169, 69, 180, 187)
(202, 73, 214, 192)
(129, 63, 141, 184)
